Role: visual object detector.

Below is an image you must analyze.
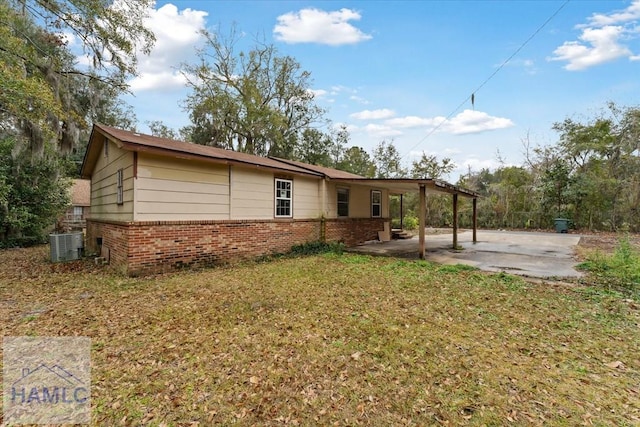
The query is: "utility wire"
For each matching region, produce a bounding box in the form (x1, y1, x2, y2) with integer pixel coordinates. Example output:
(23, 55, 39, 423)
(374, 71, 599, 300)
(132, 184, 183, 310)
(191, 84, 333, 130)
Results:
(402, 0, 571, 159)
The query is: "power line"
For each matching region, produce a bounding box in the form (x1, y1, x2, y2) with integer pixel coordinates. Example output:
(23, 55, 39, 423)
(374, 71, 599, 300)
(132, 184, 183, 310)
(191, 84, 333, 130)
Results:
(402, 0, 571, 160)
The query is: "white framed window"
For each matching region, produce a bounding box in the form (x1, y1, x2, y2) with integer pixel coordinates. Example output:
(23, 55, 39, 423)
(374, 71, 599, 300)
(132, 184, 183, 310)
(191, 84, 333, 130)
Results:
(371, 190, 382, 218)
(116, 169, 123, 205)
(275, 178, 292, 217)
(337, 188, 349, 217)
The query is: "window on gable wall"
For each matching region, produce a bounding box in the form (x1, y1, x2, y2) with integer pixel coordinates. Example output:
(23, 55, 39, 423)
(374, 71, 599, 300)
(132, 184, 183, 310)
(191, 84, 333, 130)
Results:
(275, 178, 292, 217)
(371, 190, 382, 218)
(73, 206, 83, 219)
(104, 137, 109, 157)
(116, 169, 123, 205)
(337, 188, 349, 217)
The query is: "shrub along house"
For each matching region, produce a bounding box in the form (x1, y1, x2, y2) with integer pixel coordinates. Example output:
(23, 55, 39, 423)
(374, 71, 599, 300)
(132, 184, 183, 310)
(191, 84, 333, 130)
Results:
(80, 124, 478, 275)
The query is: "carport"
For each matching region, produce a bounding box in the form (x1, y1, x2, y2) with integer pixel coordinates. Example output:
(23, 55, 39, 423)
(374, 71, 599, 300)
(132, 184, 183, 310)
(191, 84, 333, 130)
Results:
(329, 178, 480, 258)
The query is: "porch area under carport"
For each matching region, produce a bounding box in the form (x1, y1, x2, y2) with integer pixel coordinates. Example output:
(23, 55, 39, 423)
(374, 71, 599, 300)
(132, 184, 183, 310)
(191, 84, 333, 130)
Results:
(330, 177, 480, 259)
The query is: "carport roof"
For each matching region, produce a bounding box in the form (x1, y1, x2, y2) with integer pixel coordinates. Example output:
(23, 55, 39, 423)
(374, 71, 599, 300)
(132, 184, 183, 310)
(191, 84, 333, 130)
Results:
(330, 178, 479, 198)
(269, 157, 478, 197)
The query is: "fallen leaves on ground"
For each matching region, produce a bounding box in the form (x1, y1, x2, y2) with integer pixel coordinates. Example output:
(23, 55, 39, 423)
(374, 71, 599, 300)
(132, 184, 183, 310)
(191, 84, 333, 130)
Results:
(1, 246, 639, 425)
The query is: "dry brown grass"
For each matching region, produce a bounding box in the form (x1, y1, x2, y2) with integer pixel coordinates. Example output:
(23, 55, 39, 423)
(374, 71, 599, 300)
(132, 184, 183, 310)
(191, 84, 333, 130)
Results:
(1, 246, 639, 426)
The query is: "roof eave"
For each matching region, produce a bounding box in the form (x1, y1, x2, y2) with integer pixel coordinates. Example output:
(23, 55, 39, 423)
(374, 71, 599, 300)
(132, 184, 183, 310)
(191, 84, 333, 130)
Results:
(79, 126, 99, 179)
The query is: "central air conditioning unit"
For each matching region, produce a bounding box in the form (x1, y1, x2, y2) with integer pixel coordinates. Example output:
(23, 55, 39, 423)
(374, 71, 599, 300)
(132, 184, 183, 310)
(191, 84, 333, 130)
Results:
(50, 232, 84, 262)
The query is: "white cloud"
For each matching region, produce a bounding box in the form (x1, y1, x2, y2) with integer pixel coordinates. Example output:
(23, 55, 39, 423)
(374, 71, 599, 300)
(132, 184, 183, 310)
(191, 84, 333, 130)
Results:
(500, 58, 537, 75)
(75, 54, 93, 67)
(273, 8, 372, 45)
(331, 122, 359, 133)
(549, 0, 640, 70)
(585, 0, 640, 26)
(385, 116, 436, 128)
(330, 85, 357, 95)
(442, 110, 514, 135)
(350, 109, 395, 120)
(549, 25, 632, 70)
(309, 89, 328, 98)
(129, 71, 189, 92)
(363, 124, 403, 138)
(58, 31, 76, 46)
(129, 3, 208, 92)
(383, 110, 513, 135)
(349, 95, 370, 105)
(458, 157, 505, 173)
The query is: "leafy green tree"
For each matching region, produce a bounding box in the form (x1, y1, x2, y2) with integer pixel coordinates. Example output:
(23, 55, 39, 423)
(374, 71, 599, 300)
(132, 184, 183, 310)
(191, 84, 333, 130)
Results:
(411, 153, 454, 179)
(551, 103, 640, 230)
(181, 27, 326, 157)
(372, 139, 407, 178)
(0, 137, 70, 245)
(1, 0, 154, 151)
(457, 104, 640, 231)
(408, 153, 456, 226)
(338, 146, 376, 177)
(295, 129, 334, 167)
(330, 124, 349, 166)
(147, 120, 179, 140)
(1, 0, 151, 242)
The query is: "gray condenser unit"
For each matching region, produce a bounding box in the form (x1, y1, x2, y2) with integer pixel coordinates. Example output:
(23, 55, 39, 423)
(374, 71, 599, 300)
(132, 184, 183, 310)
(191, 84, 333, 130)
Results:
(50, 232, 84, 262)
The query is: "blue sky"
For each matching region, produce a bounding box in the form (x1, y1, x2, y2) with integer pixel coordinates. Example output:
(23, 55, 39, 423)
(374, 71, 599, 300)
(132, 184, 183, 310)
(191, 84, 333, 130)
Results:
(114, 0, 640, 180)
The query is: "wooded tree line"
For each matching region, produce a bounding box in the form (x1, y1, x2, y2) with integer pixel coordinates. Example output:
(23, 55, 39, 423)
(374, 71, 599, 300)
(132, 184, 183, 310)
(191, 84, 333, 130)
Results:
(457, 103, 640, 232)
(1, 2, 638, 244)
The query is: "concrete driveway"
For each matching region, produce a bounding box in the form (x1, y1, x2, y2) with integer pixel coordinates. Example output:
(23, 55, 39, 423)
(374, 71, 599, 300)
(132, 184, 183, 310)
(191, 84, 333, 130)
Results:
(348, 229, 583, 279)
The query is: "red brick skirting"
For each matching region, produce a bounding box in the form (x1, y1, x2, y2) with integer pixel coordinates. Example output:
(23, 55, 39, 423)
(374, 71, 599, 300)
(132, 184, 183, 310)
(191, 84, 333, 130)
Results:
(324, 218, 385, 246)
(86, 217, 387, 275)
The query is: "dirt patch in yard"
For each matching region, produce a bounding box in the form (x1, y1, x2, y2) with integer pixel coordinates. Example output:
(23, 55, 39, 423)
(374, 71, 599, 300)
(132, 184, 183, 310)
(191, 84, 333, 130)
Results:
(575, 232, 640, 258)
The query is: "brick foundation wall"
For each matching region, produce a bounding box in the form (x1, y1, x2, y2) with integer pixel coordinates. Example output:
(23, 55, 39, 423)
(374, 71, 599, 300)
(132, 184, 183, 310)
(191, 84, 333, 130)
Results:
(86, 217, 387, 275)
(86, 220, 129, 268)
(325, 218, 387, 246)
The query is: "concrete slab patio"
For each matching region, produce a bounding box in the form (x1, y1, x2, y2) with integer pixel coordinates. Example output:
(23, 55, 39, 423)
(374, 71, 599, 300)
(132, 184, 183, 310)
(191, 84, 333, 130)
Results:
(347, 229, 583, 279)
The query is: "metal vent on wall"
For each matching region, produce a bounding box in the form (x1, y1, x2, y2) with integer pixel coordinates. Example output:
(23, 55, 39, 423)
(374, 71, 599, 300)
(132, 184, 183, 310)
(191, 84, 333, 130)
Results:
(50, 232, 84, 262)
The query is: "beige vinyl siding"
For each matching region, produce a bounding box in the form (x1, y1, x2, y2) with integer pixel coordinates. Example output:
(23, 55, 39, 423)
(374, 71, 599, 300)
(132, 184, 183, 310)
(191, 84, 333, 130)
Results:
(90, 139, 134, 221)
(293, 176, 322, 218)
(135, 154, 229, 221)
(230, 166, 274, 219)
(326, 184, 389, 218)
(381, 189, 390, 217)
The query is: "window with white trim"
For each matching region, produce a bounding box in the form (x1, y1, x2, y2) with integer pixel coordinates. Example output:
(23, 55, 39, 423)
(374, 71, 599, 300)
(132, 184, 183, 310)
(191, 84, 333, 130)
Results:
(275, 178, 292, 217)
(116, 169, 123, 205)
(337, 188, 349, 217)
(371, 190, 382, 218)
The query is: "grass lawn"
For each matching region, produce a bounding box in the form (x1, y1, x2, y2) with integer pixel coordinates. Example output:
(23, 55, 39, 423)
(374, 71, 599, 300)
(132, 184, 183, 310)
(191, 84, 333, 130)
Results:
(1, 246, 639, 425)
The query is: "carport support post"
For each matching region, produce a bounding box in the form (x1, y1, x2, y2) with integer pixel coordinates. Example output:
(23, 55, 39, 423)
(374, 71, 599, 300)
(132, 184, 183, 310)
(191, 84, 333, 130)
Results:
(472, 197, 477, 243)
(419, 184, 426, 259)
(399, 194, 404, 230)
(452, 193, 458, 249)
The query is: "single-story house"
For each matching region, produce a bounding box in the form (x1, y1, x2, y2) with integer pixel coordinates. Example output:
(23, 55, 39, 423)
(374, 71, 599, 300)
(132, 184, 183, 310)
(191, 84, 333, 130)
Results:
(59, 179, 90, 231)
(80, 124, 479, 275)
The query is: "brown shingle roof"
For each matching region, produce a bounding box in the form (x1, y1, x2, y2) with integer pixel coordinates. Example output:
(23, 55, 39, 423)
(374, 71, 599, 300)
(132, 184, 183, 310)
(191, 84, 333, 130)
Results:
(268, 157, 365, 179)
(71, 179, 90, 206)
(88, 124, 323, 177)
